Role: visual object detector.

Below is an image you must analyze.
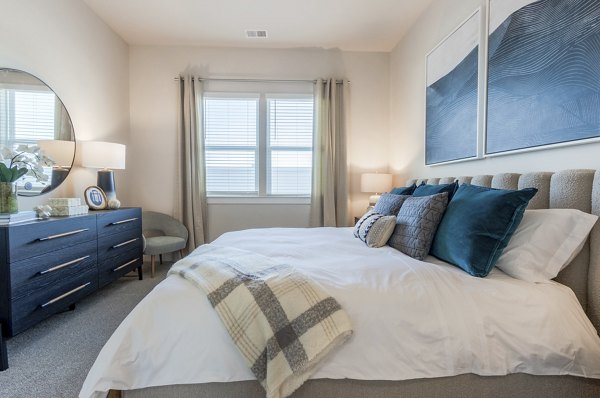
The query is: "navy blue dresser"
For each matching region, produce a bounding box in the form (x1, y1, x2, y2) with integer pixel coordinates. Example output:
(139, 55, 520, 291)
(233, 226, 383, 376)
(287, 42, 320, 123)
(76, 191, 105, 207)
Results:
(0, 208, 143, 343)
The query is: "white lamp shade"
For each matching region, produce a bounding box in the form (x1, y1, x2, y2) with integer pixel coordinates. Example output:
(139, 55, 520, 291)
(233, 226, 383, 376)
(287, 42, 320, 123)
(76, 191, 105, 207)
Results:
(361, 173, 392, 193)
(37, 140, 75, 168)
(80, 141, 126, 170)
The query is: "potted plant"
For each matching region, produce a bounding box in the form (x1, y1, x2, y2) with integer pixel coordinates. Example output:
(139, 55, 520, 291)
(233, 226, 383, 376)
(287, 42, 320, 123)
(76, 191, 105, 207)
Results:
(0, 145, 54, 214)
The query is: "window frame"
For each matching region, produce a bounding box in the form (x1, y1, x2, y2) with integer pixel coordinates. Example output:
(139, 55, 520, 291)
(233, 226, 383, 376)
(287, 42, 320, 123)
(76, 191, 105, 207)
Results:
(203, 90, 314, 202)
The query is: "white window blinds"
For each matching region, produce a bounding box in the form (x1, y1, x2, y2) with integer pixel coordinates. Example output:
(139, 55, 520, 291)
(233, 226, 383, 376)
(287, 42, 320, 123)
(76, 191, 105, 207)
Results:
(204, 96, 258, 194)
(0, 89, 55, 146)
(203, 90, 314, 197)
(267, 97, 313, 195)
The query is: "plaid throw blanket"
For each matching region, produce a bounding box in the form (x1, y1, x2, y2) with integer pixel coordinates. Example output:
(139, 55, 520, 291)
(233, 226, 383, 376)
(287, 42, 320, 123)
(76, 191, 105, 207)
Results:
(168, 244, 353, 398)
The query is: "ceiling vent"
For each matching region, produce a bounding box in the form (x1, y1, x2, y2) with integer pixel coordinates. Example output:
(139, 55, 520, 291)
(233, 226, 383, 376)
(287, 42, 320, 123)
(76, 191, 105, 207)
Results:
(246, 30, 268, 39)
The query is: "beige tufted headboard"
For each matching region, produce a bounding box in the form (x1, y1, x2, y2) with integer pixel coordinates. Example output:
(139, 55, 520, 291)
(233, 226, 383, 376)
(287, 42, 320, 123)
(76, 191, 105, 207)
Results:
(406, 169, 600, 333)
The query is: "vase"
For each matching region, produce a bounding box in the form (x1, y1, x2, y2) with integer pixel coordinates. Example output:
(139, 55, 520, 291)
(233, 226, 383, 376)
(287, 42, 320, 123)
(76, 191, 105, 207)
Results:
(0, 182, 18, 214)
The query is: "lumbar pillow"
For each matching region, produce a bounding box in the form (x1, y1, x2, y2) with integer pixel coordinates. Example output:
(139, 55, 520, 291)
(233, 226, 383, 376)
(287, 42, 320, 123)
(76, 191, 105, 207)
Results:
(390, 184, 417, 195)
(354, 210, 375, 238)
(387, 192, 449, 260)
(413, 181, 458, 201)
(495, 208, 598, 282)
(354, 211, 397, 248)
(373, 193, 410, 216)
(430, 184, 538, 277)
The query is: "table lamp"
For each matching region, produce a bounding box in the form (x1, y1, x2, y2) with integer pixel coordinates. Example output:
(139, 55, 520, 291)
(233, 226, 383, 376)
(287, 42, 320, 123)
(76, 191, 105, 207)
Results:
(37, 140, 76, 190)
(361, 173, 392, 211)
(80, 141, 126, 201)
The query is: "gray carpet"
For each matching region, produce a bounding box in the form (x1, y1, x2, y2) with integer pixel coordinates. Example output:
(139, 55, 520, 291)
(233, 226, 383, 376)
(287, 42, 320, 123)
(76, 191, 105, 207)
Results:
(0, 262, 170, 398)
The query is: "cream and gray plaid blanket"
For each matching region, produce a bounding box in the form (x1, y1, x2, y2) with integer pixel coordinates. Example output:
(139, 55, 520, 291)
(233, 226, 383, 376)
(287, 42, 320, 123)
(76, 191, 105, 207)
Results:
(168, 244, 353, 398)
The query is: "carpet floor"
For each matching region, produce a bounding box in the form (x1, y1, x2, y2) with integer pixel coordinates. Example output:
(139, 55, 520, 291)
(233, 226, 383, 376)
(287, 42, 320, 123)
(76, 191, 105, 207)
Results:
(0, 262, 170, 398)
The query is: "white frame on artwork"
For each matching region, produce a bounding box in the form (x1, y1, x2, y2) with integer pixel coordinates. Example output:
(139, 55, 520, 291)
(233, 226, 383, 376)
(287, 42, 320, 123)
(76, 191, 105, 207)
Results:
(424, 7, 486, 167)
(484, 0, 600, 158)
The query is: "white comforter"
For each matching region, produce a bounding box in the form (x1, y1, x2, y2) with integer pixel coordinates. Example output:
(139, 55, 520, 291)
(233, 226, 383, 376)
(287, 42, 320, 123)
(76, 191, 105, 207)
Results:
(80, 228, 600, 398)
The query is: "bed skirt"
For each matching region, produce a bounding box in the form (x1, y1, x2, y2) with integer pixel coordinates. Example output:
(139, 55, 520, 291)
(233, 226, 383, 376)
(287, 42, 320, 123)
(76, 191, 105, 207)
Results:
(117, 374, 600, 398)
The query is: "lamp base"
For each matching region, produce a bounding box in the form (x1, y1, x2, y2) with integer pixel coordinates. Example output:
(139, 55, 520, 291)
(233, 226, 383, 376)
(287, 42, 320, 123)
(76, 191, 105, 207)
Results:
(97, 170, 117, 201)
(365, 194, 381, 213)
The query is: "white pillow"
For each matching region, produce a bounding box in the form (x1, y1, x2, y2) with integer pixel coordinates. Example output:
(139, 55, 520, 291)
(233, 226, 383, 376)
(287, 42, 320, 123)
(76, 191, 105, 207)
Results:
(495, 209, 598, 282)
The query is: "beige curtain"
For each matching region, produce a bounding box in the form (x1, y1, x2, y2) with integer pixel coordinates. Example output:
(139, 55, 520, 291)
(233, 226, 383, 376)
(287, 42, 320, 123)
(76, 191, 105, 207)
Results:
(310, 78, 350, 227)
(176, 74, 207, 250)
(54, 97, 74, 141)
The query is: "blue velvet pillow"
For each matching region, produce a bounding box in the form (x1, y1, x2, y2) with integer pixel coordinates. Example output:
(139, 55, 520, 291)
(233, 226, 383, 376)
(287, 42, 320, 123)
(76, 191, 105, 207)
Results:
(390, 184, 416, 195)
(413, 181, 458, 201)
(430, 184, 538, 277)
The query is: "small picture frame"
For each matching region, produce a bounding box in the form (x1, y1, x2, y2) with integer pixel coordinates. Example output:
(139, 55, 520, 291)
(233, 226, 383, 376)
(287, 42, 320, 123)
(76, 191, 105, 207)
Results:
(84, 186, 107, 210)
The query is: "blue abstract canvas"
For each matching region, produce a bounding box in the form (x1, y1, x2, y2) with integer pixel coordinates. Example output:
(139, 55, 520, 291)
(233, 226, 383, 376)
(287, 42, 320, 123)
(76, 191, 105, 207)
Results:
(426, 11, 480, 165)
(487, 0, 600, 154)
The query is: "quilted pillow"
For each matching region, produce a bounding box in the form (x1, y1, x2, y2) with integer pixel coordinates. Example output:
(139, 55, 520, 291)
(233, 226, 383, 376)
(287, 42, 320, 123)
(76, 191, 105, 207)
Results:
(354, 211, 396, 248)
(387, 193, 449, 260)
(430, 184, 538, 277)
(373, 193, 410, 216)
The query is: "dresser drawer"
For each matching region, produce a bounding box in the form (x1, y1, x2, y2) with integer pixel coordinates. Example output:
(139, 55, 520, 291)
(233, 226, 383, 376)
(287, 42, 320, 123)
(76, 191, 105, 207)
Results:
(10, 268, 97, 335)
(98, 248, 143, 288)
(9, 240, 97, 299)
(7, 216, 97, 262)
(96, 208, 141, 237)
(98, 228, 143, 261)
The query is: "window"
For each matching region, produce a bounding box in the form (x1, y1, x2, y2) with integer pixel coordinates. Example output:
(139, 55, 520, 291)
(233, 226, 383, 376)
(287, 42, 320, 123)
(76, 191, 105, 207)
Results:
(0, 87, 55, 192)
(204, 91, 314, 197)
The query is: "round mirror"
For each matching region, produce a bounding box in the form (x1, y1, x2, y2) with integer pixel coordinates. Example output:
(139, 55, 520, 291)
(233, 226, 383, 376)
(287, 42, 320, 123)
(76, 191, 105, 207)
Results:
(0, 68, 75, 196)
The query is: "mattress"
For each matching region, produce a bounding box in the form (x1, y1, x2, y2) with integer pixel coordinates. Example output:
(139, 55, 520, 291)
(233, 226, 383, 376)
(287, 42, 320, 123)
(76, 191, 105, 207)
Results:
(80, 227, 600, 398)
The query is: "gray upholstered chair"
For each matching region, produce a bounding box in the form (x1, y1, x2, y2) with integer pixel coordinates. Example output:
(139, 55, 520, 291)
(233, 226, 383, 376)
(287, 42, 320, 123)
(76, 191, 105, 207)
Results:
(142, 211, 188, 278)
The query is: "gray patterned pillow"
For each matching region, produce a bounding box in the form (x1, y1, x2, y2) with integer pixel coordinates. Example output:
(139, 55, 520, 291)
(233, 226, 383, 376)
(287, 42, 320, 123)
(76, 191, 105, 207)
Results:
(354, 211, 397, 247)
(388, 193, 449, 260)
(374, 193, 410, 216)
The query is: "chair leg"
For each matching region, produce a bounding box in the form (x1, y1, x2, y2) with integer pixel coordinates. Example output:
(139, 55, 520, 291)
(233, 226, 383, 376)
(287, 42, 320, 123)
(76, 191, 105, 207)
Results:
(151, 255, 156, 278)
(179, 249, 185, 259)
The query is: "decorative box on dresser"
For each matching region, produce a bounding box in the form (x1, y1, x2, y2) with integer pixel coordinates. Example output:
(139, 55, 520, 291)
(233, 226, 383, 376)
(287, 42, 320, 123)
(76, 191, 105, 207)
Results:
(0, 207, 143, 370)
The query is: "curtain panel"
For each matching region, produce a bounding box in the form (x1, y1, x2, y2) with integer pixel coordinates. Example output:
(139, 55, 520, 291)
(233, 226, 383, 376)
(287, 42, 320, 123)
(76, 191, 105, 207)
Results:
(176, 74, 207, 249)
(310, 78, 350, 227)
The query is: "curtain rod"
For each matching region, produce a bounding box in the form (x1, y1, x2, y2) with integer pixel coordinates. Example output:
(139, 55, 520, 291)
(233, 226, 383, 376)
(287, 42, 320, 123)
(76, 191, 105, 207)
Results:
(173, 77, 348, 84)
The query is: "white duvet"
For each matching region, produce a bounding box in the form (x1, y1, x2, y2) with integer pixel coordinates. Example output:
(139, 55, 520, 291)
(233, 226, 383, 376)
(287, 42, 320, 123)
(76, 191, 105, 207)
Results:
(80, 228, 600, 398)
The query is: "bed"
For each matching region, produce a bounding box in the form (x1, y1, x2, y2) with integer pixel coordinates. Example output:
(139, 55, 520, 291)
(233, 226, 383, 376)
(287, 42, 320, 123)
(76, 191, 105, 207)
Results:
(80, 169, 600, 398)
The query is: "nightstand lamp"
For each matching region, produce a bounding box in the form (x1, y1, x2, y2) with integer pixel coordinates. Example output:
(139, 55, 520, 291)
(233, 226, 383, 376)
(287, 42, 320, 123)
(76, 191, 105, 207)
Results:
(80, 141, 126, 201)
(361, 173, 392, 211)
(37, 139, 75, 190)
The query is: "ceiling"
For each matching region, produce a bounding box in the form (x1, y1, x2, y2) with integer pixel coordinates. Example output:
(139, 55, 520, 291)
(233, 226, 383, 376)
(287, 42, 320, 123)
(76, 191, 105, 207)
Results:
(82, 0, 433, 52)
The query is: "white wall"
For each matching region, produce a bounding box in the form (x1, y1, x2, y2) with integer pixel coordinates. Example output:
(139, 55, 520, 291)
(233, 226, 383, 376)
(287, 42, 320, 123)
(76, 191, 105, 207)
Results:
(0, 0, 130, 209)
(389, 0, 600, 185)
(129, 46, 390, 241)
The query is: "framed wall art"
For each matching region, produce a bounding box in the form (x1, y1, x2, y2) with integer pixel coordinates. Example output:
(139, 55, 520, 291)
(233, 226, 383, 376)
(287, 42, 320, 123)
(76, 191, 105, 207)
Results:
(486, 0, 600, 155)
(425, 8, 482, 165)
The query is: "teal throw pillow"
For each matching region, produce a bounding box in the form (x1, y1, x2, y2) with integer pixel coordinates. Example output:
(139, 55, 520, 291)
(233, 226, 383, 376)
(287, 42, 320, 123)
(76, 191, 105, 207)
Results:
(413, 181, 458, 201)
(390, 184, 416, 195)
(430, 184, 538, 277)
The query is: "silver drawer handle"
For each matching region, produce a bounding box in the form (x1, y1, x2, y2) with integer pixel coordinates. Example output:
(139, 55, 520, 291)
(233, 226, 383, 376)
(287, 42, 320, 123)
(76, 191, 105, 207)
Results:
(112, 258, 139, 272)
(109, 217, 138, 225)
(112, 238, 139, 249)
(40, 282, 91, 308)
(38, 256, 90, 275)
(38, 228, 89, 241)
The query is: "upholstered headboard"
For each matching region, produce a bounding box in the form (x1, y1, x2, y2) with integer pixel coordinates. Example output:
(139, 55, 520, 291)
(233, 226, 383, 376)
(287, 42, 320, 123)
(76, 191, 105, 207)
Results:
(406, 169, 600, 333)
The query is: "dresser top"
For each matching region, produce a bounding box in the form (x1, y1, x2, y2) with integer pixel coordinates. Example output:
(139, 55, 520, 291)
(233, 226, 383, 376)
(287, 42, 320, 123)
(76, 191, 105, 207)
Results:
(0, 207, 141, 228)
